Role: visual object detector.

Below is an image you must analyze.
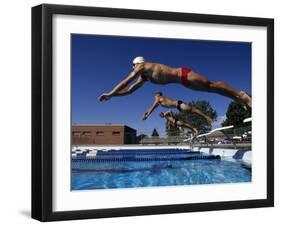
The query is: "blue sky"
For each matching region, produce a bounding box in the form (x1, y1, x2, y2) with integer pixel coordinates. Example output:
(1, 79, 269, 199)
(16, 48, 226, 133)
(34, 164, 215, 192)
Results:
(71, 34, 251, 136)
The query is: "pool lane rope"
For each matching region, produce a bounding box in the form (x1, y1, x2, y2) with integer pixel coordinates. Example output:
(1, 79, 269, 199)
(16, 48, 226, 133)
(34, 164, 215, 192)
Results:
(72, 152, 221, 162)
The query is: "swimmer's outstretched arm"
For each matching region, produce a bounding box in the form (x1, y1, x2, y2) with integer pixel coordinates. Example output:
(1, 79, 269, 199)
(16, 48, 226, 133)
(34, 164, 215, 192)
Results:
(98, 68, 142, 101)
(142, 97, 160, 120)
(164, 111, 173, 117)
(114, 76, 145, 96)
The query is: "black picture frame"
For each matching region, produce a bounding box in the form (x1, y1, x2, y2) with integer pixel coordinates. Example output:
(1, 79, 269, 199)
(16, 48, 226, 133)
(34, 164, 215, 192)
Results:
(32, 4, 274, 222)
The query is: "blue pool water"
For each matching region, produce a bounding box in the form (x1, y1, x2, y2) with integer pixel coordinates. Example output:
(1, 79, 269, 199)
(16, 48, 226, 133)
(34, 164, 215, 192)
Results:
(71, 149, 251, 190)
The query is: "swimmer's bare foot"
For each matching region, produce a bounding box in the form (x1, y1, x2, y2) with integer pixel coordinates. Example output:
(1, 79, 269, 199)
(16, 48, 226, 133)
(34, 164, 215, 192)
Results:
(239, 91, 252, 108)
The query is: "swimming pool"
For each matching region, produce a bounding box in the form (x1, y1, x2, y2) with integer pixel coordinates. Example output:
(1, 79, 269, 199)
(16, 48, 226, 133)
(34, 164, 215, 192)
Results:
(71, 148, 251, 190)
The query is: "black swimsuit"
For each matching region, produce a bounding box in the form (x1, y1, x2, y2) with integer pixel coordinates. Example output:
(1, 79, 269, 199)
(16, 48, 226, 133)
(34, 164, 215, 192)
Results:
(141, 74, 149, 81)
(177, 100, 183, 111)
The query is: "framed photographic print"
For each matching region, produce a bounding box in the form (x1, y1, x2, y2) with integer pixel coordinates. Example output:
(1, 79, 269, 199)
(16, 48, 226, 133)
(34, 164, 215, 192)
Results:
(32, 4, 274, 221)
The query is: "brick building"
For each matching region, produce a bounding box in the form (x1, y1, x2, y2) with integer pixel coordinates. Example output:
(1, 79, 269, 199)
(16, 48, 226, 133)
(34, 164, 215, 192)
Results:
(72, 124, 137, 145)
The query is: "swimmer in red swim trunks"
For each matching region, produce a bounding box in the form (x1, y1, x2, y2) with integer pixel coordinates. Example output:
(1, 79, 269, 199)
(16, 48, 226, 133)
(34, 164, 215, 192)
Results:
(98, 56, 252, 108)
(142, 91, 213, 125)
(160, 111, 198, 136)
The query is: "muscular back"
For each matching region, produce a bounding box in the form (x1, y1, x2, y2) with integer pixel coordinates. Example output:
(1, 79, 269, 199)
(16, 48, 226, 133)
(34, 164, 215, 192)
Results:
(158, 96, 178, 108)
(139, 62, 182, 84)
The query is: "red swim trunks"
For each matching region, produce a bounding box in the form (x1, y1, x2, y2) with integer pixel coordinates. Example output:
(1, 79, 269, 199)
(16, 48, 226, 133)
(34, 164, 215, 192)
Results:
(181, 67, 192, 86)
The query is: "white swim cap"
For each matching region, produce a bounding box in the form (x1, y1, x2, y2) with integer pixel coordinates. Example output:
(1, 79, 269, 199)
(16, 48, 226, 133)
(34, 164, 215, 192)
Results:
(133, 56, 145, 64)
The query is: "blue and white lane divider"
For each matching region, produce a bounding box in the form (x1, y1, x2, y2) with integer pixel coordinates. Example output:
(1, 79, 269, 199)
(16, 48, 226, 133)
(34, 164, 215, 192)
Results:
(72, 151, 220, 162)
(72, 155, 220, 162)
(71, 151, 221, 171)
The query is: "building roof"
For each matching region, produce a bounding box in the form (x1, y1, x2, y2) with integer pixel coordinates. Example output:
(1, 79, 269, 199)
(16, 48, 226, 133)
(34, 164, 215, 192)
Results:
(73, 124, 125, 126)
(72, 124, 136, 131)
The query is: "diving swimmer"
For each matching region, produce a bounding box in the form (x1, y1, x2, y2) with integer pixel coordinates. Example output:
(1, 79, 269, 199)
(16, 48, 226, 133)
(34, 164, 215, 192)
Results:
(160, 111, 198, 136)
(142, 91, 213, 124)
(98, 56, 252, 108)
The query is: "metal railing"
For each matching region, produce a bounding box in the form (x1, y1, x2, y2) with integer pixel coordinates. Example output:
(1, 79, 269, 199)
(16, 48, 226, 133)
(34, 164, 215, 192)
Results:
(139, 135, 190, 145)
(137, 120, 252, 147)
(192, 124, 252, 149)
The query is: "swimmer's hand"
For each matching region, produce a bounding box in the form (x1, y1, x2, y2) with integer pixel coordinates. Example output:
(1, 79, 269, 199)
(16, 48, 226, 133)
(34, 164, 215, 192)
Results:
(98, 93, 112, 102)
(142, 111, 149, 120)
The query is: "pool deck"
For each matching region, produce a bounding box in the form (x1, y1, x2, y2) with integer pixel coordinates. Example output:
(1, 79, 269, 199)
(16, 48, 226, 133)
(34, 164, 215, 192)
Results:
(192, 146, 252, 168)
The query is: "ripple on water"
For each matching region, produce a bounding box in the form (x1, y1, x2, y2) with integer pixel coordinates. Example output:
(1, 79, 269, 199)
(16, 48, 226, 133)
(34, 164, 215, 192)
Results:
(72, 159, 251, 190)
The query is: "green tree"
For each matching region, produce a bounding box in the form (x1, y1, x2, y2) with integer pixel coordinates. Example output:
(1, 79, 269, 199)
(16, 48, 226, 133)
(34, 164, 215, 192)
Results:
(151, 128, 159, 137)
(221, 101, 251, 127)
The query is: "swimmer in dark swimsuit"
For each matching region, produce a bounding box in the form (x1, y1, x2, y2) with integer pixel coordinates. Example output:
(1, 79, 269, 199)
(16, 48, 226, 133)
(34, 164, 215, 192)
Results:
(98, 56, 251, 108)
(142, 91, 213, 125)
(176, 100, 184, 111)
(160, 111, 198, 136)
